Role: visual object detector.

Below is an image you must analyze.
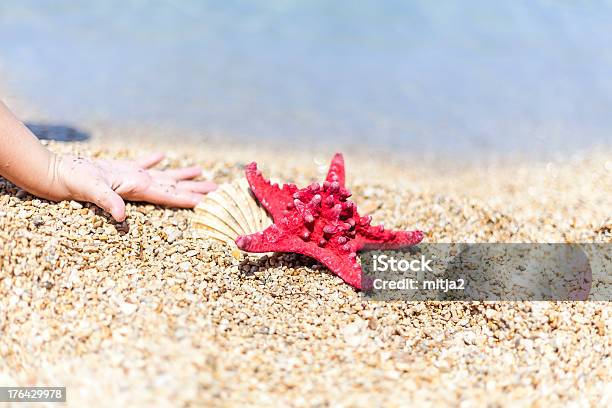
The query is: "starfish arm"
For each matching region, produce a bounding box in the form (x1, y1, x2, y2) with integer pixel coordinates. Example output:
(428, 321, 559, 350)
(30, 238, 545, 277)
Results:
(325, 153, 346, 186)
(311, 248, 366, 289)
(245, 162, 293, 219)
(278, 241, 366, 289)
(237, 227, 366, 289)
(358, 226, 423, 250)
(293, 242, 367, 289)
(235, 225, 296, 253)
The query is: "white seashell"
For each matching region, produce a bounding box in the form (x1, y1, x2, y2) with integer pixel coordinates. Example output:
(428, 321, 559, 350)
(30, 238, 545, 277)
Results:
(192, 179, 273, 253)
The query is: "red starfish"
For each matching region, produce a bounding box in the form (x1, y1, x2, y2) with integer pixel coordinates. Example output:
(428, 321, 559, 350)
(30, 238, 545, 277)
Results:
(235, 153, 423, 289)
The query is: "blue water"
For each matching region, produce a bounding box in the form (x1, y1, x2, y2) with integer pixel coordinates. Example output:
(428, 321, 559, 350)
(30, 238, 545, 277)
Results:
(1, 0, 612, 154)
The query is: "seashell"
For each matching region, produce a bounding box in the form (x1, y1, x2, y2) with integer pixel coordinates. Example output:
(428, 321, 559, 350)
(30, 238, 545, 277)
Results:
(192, 179, 273, 254)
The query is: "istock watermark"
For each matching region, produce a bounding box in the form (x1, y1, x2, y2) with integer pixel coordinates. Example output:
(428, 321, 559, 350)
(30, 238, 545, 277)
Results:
(361, 243, 610, 301)
(372, 254, 434, 272)
(371, 253, 465, 292)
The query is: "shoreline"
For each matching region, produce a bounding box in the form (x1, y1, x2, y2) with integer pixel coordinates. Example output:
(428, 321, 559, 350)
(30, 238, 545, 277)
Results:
(2, 75, 609, 168)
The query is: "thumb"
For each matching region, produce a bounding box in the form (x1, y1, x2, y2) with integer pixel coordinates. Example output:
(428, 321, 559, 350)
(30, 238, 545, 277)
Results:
(93, 185, 127, 222)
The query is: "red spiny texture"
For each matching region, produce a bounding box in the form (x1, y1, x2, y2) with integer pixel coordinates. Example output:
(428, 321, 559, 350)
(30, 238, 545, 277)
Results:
(235, 153, 423, 289)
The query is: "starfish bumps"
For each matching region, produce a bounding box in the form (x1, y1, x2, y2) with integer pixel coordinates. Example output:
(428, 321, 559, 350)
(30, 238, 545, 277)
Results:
(235, 153, 423, 289)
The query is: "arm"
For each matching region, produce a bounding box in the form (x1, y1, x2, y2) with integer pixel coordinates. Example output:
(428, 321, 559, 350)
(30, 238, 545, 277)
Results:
(0, 101, 68, 200)
(0, 101, 216, 221)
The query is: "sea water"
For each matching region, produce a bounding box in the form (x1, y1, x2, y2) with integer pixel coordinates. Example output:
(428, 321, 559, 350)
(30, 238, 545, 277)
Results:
(0, 0, 611, 155)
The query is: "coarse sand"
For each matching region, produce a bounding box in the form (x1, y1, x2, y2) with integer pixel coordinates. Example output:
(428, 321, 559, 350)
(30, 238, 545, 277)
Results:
(0, 136, 610, 407)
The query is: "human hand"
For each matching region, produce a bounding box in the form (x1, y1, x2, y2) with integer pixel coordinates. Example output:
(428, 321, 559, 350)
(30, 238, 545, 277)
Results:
(53, 153, 216, 221)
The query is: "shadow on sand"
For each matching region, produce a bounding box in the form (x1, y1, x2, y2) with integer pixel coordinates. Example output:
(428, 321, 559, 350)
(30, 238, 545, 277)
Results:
(26, 122, 90, 142)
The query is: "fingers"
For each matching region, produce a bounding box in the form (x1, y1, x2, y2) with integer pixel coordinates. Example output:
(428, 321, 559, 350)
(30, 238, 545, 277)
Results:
(136, 153, 165, 169)
(159, 166, 202, 180)
(177, 180, 217, 194)
(141, 183, 202, 208)
(94, 185, 127, 222)
(191, 192, 206, 202)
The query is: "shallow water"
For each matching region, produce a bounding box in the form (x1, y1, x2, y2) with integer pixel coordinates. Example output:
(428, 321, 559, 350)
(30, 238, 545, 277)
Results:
(1, 0, 612, 155)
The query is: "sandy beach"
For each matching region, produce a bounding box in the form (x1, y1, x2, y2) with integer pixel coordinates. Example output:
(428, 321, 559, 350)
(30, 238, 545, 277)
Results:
(0, 121, 610, 406)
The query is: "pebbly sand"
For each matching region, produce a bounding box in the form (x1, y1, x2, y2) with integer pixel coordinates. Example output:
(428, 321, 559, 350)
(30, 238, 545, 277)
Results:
(0, 127, 611, 406)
